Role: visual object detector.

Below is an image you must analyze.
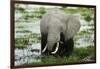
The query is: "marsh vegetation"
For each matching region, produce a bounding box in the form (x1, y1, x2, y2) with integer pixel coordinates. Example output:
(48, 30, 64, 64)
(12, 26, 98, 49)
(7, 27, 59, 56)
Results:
(14, 4, 95, 66)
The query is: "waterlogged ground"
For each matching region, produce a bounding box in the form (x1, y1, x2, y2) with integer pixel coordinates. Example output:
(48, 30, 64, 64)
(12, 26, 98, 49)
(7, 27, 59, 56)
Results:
(14, 4, 95, 66)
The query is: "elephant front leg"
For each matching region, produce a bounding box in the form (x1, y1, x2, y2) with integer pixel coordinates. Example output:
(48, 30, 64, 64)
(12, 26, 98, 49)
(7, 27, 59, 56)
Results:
(41, 33, 48, 55)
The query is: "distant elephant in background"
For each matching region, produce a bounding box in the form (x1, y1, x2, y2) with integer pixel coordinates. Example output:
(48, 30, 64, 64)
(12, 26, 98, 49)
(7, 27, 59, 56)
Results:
(40, 8, 80, 56)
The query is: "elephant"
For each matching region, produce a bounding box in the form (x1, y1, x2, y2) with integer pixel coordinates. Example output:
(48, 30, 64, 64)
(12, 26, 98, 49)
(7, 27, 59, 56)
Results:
(40, 8, 80, 56)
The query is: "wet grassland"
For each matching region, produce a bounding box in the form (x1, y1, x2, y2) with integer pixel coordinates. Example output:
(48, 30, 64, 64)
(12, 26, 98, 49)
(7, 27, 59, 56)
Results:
(15, 4, 95, 65)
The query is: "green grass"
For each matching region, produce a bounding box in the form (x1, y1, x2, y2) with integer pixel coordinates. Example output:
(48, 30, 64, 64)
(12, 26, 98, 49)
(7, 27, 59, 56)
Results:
(31, 46, 95, 65)
(15, 38, 29, 48)
(84, 15, 92, 22)
(15, 33, 41, 48)
(15, 5, 94, 23)
(77, 30, 93, 36)
(16, 30, 32, 33)
(15, 44, 27, 49)
(16, 26, 27, 28)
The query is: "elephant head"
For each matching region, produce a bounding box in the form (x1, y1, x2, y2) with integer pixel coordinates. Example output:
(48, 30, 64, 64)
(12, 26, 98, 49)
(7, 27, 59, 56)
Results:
(42, 23, 63, 54)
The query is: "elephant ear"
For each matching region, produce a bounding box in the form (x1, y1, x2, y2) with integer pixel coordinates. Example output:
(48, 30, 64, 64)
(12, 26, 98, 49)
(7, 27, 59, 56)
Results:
(65, 14, 80, 40)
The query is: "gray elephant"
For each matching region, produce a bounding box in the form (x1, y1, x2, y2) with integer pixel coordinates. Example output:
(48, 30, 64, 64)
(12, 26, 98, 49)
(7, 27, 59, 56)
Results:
(40, 8, 80, 56)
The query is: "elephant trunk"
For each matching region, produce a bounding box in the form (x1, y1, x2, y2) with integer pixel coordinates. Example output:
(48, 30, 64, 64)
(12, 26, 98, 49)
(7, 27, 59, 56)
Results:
(42, 34, 58, 53)
(47, 33, 60, 54)
(47, 41, 56, 52)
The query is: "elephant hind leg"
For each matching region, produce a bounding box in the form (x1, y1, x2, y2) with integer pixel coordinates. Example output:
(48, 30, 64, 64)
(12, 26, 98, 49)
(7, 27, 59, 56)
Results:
(64, 38, 74, 57)
(57, 38, 74, 57)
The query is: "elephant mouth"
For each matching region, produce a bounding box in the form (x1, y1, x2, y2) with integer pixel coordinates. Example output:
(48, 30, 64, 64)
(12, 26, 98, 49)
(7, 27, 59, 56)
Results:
(42, 41, 63, 54)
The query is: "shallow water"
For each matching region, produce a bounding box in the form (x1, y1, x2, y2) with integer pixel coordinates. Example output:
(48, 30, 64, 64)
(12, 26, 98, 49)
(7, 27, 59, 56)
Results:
(15, 5, 94, 66)
(15, 43, 41, 66)
(15, 19, 94, 65)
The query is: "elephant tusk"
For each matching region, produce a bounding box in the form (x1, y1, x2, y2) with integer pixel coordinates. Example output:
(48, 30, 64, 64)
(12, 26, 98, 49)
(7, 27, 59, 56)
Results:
(42, 44, 47, 53)
(51, 42, 59, 54)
